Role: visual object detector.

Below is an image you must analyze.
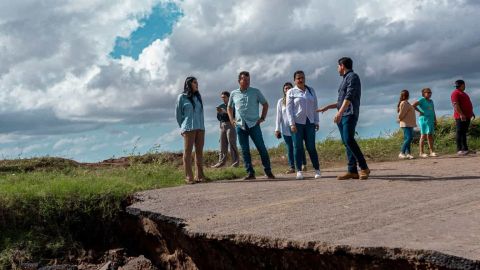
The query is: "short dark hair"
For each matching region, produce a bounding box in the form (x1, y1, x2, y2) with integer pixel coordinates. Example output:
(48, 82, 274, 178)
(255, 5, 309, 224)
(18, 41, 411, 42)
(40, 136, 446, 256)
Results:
(221, 91, 230, 97)
(238, 71, 250, 81)
(283, 82, 293, 88)
(455, 80, 465, 88)
(338, 57, 353, 70)
(293, 70, 305, 80)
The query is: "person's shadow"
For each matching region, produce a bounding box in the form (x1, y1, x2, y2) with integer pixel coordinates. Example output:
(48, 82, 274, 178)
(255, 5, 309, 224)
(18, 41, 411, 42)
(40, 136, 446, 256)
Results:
(370, 174, 480, 181)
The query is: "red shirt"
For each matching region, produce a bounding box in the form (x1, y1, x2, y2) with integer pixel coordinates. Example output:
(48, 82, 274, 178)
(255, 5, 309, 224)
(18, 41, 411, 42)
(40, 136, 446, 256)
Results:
(451, 89, 473, 119)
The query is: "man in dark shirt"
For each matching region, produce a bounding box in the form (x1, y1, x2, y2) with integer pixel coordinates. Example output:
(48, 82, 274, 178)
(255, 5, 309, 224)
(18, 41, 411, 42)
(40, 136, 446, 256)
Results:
(451, 80, 475, 155)
(318, 57, 370, 180)
(212, 91, 239, 168)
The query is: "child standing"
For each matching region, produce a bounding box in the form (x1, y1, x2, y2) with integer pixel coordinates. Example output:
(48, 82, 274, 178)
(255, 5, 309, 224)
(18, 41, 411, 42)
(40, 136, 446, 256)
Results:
(413, 88, 438, 158)
(397, 90, 416, 159)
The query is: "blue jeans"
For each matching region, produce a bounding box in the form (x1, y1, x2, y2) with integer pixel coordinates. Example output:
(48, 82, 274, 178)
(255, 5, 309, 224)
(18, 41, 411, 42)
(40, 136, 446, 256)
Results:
(236, 124, 271, 175)
(337, 115, 368, 174)
(292, 119, 320, 171)
(401, 127, 413, 154)
(283, 135, 306, 169)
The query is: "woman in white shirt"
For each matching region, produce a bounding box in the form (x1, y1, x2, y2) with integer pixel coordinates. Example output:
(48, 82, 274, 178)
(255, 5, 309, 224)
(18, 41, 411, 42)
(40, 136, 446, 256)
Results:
(286, 71, 321, 180)
(275, 82, 307, 174)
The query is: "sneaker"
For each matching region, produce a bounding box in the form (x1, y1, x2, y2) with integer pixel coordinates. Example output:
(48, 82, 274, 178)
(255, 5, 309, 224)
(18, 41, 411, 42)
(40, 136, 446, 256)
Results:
(420, 153, 429, 158)
(429, 152, 438, 157)
(457, 150, 467, 156)
(285, 168, 295, 174)
(398, 153, 407, 159)
(337, 172, 359, 180)
(265, 172, 276, 179)
(406, 154, 415, 159)
(301, 164, 307, 171)
(359, 169, 371, 180)
(243, 174, 256, 180)
(314, 170, 321, 179)
(296, 171, 304, 180)
(211, 162, 225, 168)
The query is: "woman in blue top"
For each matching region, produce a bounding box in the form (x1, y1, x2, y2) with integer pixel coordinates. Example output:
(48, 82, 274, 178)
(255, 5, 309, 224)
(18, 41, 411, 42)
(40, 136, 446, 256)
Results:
(413, 88, 438, 158)
(175, 76, 206, 183)
(275, 82, 307, 174)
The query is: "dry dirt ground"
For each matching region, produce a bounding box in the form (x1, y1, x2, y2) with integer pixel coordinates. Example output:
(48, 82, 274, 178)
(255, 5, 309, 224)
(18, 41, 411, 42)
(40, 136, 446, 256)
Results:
(130, 154, 480, 261)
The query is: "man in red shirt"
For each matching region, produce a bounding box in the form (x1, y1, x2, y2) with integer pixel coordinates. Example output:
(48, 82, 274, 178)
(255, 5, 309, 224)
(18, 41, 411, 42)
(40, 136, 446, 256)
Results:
(451, 80, 475, 155)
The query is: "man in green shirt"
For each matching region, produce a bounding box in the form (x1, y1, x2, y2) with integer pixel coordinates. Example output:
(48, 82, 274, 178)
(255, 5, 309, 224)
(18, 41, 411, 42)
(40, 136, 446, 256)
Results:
(228, 71, 275, 180)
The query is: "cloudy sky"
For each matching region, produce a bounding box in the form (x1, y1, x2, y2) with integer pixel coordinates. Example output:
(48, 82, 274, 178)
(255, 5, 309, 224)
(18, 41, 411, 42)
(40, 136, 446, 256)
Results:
(1, 0, 479, 162)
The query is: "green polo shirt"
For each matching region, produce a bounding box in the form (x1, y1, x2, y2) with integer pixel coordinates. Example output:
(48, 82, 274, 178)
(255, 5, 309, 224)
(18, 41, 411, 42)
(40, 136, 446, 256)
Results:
(228, 87, 267, 128)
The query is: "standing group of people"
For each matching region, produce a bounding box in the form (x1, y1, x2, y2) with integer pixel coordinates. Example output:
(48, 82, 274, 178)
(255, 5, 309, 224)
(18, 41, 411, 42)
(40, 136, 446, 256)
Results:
(396, 80, 475, 159)
(176, 57, 476, 184)
(176, 57, 370, 184)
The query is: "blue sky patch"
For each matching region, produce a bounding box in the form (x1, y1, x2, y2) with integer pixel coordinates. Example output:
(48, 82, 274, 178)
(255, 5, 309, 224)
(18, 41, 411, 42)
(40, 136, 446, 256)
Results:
(110, 2, 182, 60)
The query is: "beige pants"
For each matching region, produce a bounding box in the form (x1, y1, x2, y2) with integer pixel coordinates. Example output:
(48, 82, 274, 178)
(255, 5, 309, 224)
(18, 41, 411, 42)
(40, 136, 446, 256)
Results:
(217, 122, 239, 166)
(183, 130, 205, 181)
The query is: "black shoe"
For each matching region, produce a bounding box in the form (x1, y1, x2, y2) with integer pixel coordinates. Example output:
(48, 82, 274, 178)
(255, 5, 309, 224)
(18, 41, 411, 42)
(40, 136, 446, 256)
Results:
(265, 172, 275, 179)
(243, 174, 256, 180)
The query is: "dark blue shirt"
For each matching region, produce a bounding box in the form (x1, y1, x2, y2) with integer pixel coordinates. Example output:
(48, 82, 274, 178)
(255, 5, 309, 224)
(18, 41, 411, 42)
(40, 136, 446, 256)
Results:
(337, 70, 361, 117)
(216, 103, 232, 122)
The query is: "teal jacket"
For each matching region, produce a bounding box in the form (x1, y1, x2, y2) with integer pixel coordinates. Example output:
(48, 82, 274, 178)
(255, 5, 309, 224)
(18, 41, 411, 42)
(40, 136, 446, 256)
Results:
(175, 93, 205, 133)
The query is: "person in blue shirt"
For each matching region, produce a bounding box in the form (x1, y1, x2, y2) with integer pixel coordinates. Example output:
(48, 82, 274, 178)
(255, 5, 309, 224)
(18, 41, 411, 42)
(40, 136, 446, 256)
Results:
(412, 88, 438, 158)
(286, 71, 321, 180)
(318, 57, 370, 180)
(175, 76, 206, 184)
(227, 71, 275, 180)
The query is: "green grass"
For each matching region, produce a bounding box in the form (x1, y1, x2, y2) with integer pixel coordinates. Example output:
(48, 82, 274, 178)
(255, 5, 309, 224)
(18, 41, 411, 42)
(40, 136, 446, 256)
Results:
(0, 162, 246, 268)
(0, 117, 479, 268)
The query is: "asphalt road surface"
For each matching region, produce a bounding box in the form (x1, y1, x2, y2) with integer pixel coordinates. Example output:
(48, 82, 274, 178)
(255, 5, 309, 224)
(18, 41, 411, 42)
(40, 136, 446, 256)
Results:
(130, 155, 480, 261)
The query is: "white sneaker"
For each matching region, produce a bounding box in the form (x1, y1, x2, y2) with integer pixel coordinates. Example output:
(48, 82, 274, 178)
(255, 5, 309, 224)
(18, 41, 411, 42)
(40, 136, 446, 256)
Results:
(314, 170, 321, 179)
(420, 153, 429, 158)
(296, 171, 304, 180)
(406, 154, 415, 159)
(457, 150, 467, 156)
(398, 153, 407, 159)
(429, 152, 438, 157)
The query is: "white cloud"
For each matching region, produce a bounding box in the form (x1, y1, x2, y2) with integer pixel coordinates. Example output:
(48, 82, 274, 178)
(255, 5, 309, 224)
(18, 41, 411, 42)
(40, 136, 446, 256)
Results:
(1, 0, 480, 160)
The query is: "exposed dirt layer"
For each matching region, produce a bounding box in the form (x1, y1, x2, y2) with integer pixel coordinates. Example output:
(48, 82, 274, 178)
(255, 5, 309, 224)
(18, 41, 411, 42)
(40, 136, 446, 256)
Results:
(128, 155, 480, 269)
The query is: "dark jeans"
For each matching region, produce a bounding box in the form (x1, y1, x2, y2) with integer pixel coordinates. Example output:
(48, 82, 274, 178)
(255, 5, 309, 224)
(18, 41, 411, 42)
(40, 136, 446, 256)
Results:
(401, 127, 413, 154)
(236, 124, 271, 175)
(337, 115, 368, 174)
(456, 119, 471, 151)
(292, 119, 320, 171)
(283, 135, 306, 169)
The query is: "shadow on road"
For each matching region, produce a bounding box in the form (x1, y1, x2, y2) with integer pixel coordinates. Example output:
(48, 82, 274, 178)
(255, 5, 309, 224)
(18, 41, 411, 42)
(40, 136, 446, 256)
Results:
(371, 175, 480, 181)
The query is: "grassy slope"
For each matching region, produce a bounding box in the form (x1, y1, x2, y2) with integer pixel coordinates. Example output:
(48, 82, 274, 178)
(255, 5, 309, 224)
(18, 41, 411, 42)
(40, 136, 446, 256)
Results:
(0, 117, 479, 267)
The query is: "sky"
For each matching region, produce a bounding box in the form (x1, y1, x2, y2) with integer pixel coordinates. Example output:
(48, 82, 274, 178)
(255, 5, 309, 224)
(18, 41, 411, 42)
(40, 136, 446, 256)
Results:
(1, 0, 480, 162)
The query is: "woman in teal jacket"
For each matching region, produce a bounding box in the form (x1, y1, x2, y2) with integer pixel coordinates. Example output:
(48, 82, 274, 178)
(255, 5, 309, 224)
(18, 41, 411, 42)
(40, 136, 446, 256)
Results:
(175, 76, 206, 183)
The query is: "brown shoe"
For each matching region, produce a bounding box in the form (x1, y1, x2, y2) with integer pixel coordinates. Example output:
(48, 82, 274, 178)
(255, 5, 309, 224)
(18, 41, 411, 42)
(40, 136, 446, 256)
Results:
(243, 174, 256, 180)
(337, 172, 359, 180)
(185, 178, 196, 184)
(265, 172, 275, 179)
(359, 169, 371, 180)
